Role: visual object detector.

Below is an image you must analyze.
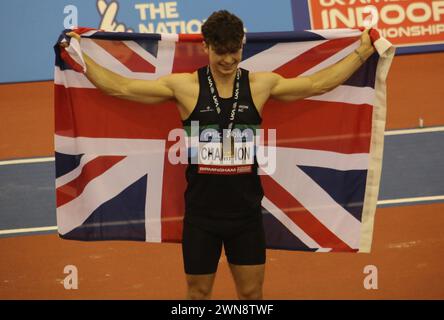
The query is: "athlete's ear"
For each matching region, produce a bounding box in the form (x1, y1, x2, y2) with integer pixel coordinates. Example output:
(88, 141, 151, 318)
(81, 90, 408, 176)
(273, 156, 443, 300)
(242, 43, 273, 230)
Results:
(202, 41, 209, 54)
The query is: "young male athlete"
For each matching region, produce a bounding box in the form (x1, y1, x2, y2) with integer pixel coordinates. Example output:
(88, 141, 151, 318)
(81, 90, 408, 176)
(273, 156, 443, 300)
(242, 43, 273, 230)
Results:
(62, 10, 375, 300)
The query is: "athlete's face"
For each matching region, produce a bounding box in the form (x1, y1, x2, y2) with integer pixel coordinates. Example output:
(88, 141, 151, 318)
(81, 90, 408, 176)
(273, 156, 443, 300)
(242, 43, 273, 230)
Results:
(203, 42, 243, 76)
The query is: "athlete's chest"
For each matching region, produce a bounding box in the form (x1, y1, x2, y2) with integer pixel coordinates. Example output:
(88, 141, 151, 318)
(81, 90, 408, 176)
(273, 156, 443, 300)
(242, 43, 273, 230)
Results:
(177, 73, 265, 121)
(189, 74, 261, 125)
(191, 98, 259, 126)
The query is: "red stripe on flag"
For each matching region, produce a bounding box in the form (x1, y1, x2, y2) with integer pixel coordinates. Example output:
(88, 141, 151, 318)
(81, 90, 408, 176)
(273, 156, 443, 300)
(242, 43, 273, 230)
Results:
(274, 37, 360, 77)
(92, 39, 156, 73)
(261, 99, 372, 154)
(73, 27, 99, 35)
(160, 140, 187, 242)
(178, 34, 204, 42)
(172, 42, 209, 73)
(56, 156, 126, 207)
(54, 85, 182, 139)
(261, 174, 353, 251)
(60, 47, 85, 73)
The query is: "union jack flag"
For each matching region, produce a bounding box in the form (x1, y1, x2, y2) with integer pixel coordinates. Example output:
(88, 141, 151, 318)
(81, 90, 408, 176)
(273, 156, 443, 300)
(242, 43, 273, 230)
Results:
(54, 28, 394, 252)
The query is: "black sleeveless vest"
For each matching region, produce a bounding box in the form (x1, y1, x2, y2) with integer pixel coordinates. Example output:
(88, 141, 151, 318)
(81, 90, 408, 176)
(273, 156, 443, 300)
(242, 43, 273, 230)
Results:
(182, 66, 264, 219)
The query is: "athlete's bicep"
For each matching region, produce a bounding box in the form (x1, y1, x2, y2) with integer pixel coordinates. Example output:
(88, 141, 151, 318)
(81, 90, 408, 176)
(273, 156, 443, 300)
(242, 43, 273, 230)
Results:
(120, 75, 175, 104)
(270, 73, 315, 101)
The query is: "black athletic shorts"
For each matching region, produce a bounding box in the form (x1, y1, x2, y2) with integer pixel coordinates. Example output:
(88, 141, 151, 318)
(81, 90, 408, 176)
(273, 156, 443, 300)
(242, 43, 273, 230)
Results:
(182, 214, 266, 275)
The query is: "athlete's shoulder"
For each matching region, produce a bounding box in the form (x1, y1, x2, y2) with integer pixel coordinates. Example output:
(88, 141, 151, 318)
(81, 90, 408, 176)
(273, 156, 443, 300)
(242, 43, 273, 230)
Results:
(162, 71, 198, 89)
(249, 71, 281, 87)
(164, 71, 197, 82)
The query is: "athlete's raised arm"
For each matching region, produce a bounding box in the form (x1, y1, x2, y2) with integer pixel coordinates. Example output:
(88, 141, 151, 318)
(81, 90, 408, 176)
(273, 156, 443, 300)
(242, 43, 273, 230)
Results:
(62, 32, 175, 104)
(265, 29, 376, 102)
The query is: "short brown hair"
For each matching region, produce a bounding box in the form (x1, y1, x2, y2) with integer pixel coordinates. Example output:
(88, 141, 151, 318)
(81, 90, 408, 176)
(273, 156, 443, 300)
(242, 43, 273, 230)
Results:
(201, 10, 244, 54)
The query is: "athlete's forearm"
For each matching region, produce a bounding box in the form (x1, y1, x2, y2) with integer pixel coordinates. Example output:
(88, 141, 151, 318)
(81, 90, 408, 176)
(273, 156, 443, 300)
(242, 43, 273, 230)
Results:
(308, 44, 375, 95)
(82, 52, 175, 104)
(82, 53, 129, 97)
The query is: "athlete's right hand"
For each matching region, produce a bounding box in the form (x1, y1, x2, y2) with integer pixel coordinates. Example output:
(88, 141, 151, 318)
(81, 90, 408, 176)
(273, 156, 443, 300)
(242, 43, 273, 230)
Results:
(59, 32, 81, 48)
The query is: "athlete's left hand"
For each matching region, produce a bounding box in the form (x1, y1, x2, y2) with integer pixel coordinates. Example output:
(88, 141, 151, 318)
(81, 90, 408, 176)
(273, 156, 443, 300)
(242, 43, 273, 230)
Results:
(360, 29, 374, 50)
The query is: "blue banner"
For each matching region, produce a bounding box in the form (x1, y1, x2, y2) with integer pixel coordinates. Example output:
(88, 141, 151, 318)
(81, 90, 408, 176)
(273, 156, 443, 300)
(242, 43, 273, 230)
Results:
(0, 0, 293, 83)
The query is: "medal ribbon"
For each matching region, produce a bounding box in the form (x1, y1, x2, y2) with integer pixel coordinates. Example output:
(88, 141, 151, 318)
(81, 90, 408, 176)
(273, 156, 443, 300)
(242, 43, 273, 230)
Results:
(206, 66, 241, 156)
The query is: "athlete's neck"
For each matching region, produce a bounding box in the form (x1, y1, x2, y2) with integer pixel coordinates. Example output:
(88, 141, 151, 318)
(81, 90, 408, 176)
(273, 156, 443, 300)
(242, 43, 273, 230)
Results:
(209, 65, 238, 97)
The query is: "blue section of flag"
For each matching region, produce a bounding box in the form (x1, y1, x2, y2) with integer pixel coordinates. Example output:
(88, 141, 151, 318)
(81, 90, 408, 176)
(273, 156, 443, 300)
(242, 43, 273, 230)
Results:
(262, 207, 316, 251)
(53, 29, 72, 71)
(344, 52, 378, 88)
(298, 166, 367, 221)
(55, 152, 83, 178)
(61, 175, 147, 241)
(89, 31, 162, 41)
(133, 39, 159, 58)
(242, 42, 277, 61)
(247, 31, 325, 42)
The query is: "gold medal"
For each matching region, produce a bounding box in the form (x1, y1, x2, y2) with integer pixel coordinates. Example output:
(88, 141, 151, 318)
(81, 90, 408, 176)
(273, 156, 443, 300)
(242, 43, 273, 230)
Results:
(223, 136, 235, 158)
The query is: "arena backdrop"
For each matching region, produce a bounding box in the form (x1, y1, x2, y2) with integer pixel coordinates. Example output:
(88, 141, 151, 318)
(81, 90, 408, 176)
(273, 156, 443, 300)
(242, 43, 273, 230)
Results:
(1, 0, 442, 83)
